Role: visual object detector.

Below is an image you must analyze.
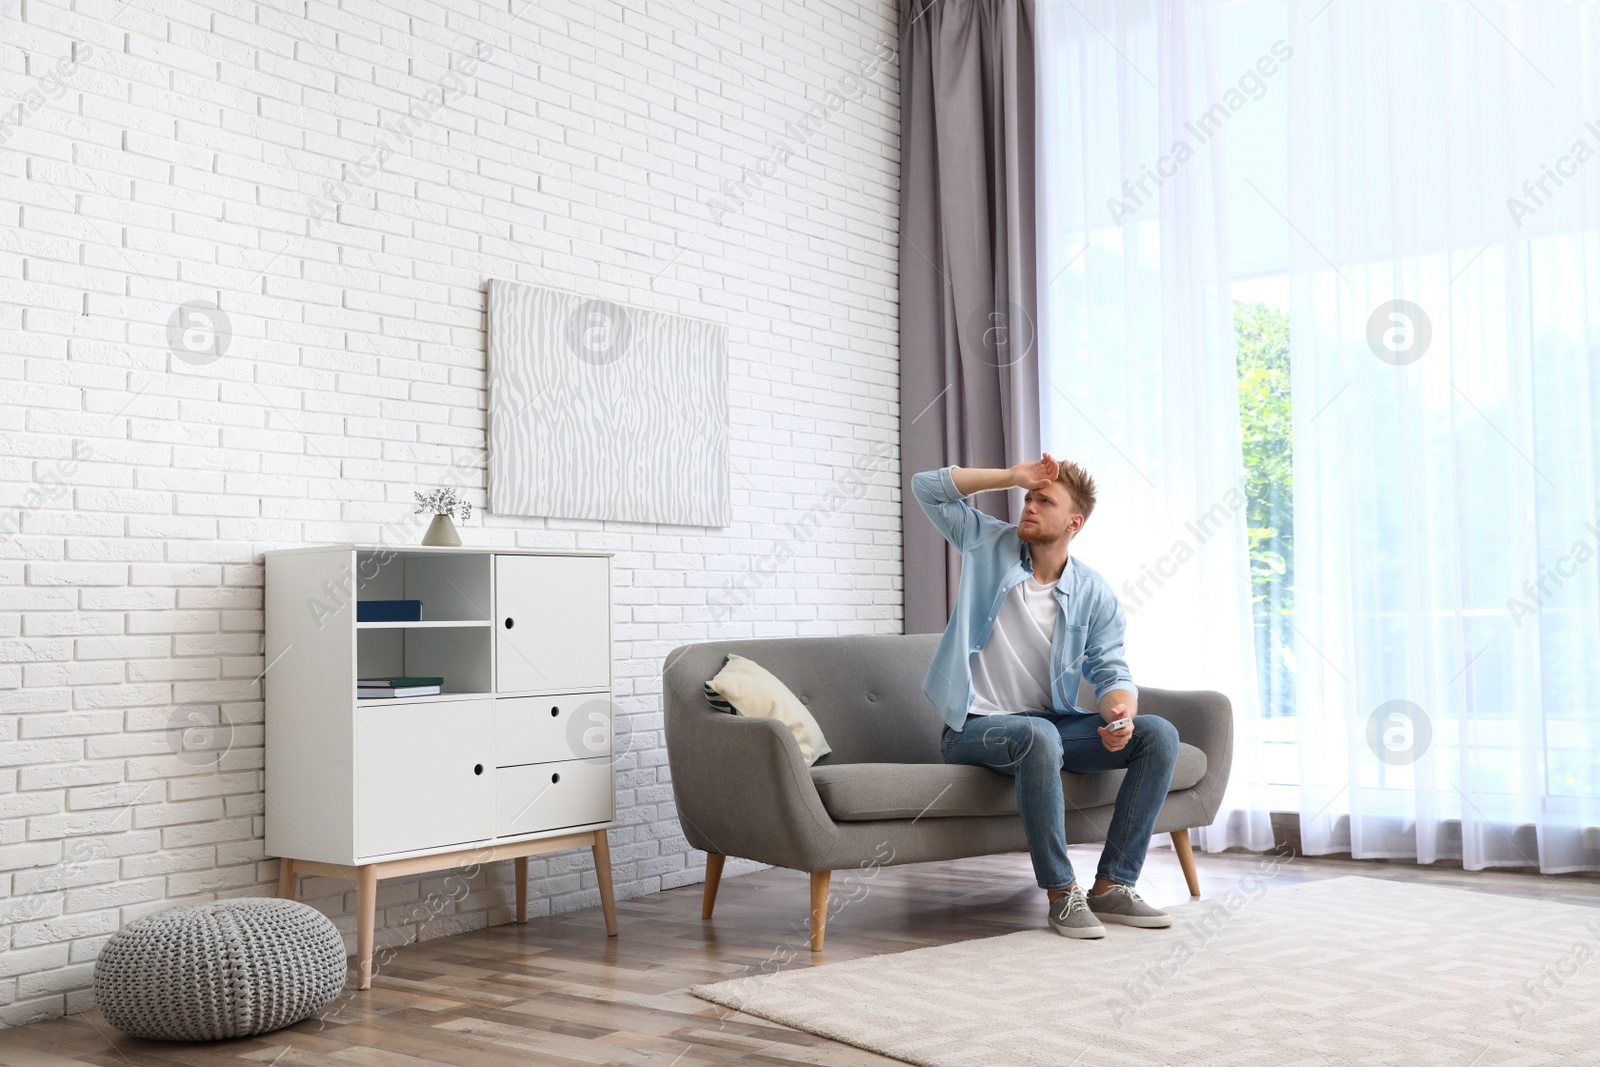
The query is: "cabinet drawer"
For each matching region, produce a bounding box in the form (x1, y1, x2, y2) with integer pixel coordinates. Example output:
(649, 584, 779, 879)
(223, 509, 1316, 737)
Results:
(357, 698, 494, 858)
(497, 693, 612, 767)
(497, 758, 613, 837)
(495, 555, 610, 693)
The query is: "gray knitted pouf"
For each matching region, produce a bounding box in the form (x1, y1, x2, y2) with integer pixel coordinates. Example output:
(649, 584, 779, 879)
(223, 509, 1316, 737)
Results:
(93, 897, 347, 1041)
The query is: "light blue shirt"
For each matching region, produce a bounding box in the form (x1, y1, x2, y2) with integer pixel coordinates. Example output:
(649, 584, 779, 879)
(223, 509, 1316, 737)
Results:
(912, 466, 1138, 732)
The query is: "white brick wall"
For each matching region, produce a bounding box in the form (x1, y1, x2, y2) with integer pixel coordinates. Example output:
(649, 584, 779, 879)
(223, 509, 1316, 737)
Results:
(0, 0, 902, 1026)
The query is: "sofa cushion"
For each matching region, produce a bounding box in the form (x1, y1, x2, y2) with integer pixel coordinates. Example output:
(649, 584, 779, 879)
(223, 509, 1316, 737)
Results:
(809, 742, 1207, 821)
(704, 653, 832, 766)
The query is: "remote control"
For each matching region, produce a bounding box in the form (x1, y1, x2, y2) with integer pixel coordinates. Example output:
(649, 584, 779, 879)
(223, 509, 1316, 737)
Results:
(1105, 716, 1132, 732)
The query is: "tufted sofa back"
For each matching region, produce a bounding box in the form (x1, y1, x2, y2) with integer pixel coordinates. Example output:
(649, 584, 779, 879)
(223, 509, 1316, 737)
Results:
(662, 633, 1101, 766)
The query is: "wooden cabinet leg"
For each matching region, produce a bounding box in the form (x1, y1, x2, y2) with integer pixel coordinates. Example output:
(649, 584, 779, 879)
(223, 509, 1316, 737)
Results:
(356, 866, 378, 990)
(592, 829, 618, 937)
(276, 858, 295, 899)
(701, 853, 726, 920)
(1172, 828, 1201, 897)
(809, 870, 831, 953)
(514, 856, 528, 924)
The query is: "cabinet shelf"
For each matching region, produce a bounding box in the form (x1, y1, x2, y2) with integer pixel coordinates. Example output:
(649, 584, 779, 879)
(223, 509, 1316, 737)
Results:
(356, 619, 492, 629)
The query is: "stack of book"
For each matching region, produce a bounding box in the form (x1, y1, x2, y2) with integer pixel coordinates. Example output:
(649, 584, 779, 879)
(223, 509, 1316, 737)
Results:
(357, 677, 443, 699)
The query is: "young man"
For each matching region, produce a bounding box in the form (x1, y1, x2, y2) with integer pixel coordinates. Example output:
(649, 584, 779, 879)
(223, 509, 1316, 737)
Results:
(912, 454, 1180, 939)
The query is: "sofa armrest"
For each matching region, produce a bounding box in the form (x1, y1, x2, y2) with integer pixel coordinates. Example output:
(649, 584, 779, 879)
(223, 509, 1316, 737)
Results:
(664, 695, 840, 872)
(1137, 686, 1234, 826)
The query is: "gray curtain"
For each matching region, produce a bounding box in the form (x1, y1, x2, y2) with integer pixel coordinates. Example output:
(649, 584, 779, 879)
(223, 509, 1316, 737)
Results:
(899, 0, 1040, 634)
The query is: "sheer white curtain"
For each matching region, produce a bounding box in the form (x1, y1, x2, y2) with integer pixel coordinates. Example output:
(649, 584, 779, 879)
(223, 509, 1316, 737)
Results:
(1036, 0, 1600, 875)
(1288, 1, 1600, 872)
(1036, 0, 1275, 852)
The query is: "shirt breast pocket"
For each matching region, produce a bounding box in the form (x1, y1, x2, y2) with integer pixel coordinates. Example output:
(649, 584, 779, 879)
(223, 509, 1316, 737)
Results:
(1061, 622, 1090, 669)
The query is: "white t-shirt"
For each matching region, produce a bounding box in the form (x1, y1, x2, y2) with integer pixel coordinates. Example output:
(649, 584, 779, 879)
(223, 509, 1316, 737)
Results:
(968, 574, 1059, 716)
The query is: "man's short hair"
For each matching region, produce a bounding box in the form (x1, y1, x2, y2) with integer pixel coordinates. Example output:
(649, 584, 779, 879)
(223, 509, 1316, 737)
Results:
(1056, 460, 1097, 522)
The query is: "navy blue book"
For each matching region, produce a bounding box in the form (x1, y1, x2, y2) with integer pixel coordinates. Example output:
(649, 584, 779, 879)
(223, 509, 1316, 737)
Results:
(356, 599, 422, 622)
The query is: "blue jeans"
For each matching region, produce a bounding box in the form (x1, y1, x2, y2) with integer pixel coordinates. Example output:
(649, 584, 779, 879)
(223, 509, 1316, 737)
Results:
(940, 711, 1180, 891)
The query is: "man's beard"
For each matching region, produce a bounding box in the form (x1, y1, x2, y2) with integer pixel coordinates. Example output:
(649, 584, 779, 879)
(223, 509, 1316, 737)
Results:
(1017, 522, 1065, 546)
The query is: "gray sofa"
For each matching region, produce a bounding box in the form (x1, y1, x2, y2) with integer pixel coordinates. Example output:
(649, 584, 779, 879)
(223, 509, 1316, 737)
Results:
(663, 633, 1233, 950)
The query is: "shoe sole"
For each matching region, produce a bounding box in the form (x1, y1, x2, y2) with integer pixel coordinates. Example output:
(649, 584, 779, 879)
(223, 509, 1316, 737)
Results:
(1094, 912, 1173, 929)
(1049, 922, 1106, 939)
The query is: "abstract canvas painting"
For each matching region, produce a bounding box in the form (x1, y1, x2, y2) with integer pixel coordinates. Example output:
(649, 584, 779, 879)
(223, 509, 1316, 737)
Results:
(487, 279, 729, 526)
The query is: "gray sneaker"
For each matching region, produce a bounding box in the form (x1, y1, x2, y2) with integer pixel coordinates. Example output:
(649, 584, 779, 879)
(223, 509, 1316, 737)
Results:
(1087, 883, 1173, 928)
(1048, 885, 1106, 939)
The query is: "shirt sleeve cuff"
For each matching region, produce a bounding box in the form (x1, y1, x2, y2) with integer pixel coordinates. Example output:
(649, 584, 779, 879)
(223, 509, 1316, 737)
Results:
(1096, 680, 1139, 701)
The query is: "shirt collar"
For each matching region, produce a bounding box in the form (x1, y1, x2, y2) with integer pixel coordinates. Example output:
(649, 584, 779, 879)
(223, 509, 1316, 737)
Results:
(1020, 541, 1071, 594)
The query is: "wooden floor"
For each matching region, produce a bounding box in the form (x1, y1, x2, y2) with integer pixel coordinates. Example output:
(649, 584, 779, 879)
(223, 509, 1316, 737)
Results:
(2, 845, 1598, 1067)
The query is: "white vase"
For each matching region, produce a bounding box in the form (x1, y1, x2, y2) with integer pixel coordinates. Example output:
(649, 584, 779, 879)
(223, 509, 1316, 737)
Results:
(421, 513, 462, 547)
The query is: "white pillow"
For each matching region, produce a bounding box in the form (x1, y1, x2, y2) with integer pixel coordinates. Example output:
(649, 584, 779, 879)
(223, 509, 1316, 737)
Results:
(703, 653, 832, 766)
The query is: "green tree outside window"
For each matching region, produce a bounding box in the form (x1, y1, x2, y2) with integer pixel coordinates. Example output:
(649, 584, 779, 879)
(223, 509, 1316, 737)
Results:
(1235, 301, 1296, 718)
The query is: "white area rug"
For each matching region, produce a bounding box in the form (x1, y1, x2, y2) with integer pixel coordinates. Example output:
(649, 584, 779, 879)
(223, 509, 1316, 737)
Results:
(690, 876, 1600, 1067)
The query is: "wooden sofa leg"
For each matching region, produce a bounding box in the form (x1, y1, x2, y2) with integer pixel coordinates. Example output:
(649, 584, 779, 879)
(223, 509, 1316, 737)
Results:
(1172, 828, 1201, 897)
(702, 853, 725, 920)
(809, 870, 831, 952)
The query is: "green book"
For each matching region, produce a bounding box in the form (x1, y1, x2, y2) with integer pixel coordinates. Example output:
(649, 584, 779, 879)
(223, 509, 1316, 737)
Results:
(357, 677, 444, 688)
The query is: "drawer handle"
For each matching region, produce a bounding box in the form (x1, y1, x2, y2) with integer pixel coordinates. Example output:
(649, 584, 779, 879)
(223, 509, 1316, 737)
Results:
(504, 617, 514, 629)
(551, 772, 561, 784)
(473, 764, 484, 776)
(550, 705, 560, 717)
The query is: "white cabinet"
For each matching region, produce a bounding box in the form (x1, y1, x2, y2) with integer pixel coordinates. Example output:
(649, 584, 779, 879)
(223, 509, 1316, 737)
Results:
(495, 554, 611, 693)
(264, 545, 615, 866)
(265, 545, 619, 986)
